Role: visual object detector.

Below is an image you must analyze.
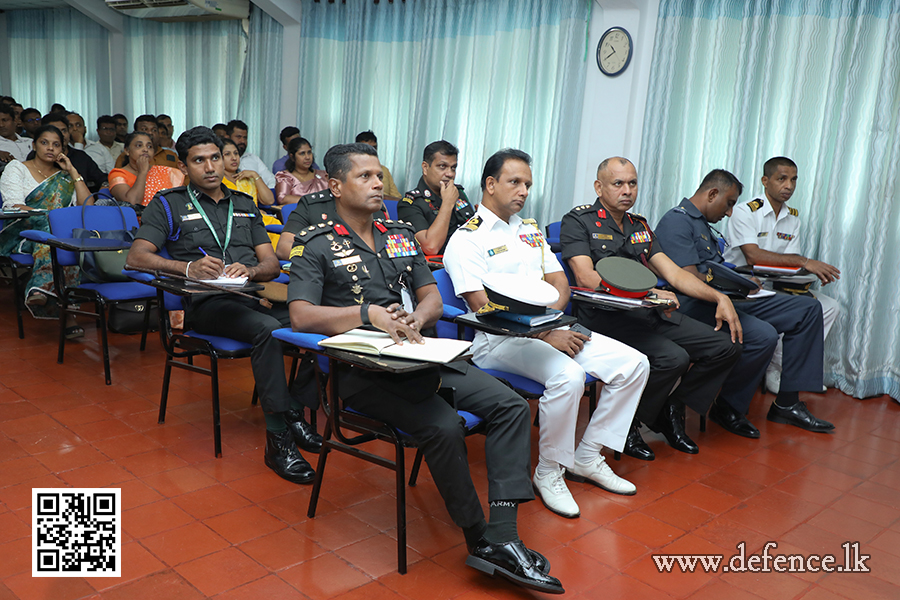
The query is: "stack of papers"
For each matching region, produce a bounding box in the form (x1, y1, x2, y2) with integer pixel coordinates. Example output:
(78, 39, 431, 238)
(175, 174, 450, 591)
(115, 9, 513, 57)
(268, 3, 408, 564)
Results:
(319, 328, 471, 363)
(199, 275, 248, 287)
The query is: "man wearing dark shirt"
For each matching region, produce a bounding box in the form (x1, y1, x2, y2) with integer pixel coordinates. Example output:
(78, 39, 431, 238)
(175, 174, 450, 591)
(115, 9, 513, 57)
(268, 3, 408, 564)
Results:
(655, 169, 832, 434)
(560, 157, 742, 458)
(126, 126, 321, 485)
(398, 140, 475, 256)
(287, 142, 563, 595)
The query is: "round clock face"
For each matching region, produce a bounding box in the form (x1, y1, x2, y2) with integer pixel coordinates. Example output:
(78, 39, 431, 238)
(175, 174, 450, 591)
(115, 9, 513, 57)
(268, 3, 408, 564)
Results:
(597, 27, 633, 76)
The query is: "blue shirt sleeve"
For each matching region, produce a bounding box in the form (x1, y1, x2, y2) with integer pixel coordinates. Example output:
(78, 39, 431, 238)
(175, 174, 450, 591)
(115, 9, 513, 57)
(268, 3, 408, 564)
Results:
(655, 208, 703, 268)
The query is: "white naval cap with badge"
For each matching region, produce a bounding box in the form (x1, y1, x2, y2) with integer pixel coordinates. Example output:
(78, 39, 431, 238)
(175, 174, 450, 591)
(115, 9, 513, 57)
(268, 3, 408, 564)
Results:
(476, 272, 559, 315)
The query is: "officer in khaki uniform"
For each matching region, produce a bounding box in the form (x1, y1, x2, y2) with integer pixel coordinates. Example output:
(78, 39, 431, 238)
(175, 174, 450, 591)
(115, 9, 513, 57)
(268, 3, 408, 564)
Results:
(398, 140, 475, 256)
(287, 142, 563, 595)
(128, 126, 321, 486)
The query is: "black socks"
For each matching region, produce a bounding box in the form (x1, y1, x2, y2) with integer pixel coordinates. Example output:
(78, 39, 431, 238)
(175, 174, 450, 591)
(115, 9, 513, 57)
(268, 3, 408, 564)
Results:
(485, 500, 518, 544)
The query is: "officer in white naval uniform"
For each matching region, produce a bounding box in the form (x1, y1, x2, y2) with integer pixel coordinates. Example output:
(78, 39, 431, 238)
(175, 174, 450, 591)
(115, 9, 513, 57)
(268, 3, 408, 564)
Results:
(724, 157, 840, 392)
(444, 149, 649, 519)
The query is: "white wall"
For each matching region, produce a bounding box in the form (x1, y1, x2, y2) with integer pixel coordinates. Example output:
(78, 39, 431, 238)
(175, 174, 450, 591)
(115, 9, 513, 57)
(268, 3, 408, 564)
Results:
(572, 0, 660, 211)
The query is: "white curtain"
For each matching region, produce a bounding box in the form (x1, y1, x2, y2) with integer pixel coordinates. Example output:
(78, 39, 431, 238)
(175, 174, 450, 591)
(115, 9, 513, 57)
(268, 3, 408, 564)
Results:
(639, 0, 900, 400)
(294, 0, 590, 224)
(6, 9, 111, 125)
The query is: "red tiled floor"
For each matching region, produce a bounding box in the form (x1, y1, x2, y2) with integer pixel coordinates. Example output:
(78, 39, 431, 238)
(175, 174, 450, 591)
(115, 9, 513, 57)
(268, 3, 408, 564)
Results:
(0, 291, 898, 600)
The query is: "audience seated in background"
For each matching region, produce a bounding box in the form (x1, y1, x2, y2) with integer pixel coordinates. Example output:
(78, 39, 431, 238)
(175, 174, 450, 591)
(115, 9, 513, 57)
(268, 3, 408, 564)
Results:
(92, 115, 124, 164)
(272, 126, 299, 174)
(355, 130, 400, 198)
(274, 136, 327, 204)
(156, 120, 176, 151)
(212, 123, 227, 138)
(114, 115, 178, 169)
(113, 113, 128, 143)
(50, 102, 66, 114)
(0, 124, 92, 334)
(20, 108, 42, 139)
(226, 119, 276, 188)
(221, 137, 279, 246)
(157, 114, 174, 138)
(0, 105, 33, 165)
(106, 131, 184, 209)
(68, 112, 114, 173)
(11, 104, 24, 136)
(30, 112, 107, 193)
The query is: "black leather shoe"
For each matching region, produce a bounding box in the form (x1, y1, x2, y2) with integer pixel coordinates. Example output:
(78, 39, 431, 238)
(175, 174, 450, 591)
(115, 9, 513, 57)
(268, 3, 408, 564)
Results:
(264, 429, 316, 484)
(767, 401, 835, 433)
(467, 540, 550, 575)
(708, 401, 760, 439)
(284, 409, 323, 453)
(466, 537, 564, 594)
(622, 419, 655, 461)
(648, 400, 699, 454)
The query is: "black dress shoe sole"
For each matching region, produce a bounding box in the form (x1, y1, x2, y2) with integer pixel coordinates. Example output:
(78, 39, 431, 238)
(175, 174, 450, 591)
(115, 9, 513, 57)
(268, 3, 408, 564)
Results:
(708, 414, 761, 439)
(264, 456, 315, 484)
(465, 554, 565, 595)
(766, 413, 835, 433)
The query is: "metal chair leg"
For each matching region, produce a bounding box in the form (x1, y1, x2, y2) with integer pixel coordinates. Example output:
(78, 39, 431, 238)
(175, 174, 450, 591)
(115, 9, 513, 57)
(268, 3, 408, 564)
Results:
(409, 449, 425, 487)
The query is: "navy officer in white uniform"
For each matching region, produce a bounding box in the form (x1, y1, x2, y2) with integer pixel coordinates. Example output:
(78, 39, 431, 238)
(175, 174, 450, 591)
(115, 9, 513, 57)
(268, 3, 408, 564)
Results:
(444, 149, 649, 519)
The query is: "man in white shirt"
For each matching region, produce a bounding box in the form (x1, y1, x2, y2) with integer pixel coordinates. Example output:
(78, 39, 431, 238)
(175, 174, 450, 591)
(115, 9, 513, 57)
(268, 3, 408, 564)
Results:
(226, 119, 276, 188)
(444, 149, 649, 519)
(91, 116, 124, 164)
(0, 105, 34, 164)
(724, 156, 840, 392)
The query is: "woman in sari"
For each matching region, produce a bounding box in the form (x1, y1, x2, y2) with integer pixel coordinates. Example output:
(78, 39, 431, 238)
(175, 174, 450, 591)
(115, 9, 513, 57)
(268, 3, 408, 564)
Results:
(274, 136, 328, 204)
(221, 138, 280, 247)
(0, 125, 92, 336)
(107, 131, 184, 209)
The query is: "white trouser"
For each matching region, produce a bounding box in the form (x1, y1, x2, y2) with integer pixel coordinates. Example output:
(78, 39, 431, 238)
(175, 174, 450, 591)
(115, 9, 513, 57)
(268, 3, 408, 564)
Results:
(472, 328, 649, 467)
(770, 292, 839, 373)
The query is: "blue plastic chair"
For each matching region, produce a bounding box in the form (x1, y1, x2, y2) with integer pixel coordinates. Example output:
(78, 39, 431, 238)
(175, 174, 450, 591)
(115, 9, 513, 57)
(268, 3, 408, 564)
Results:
(22, 205, 156, 385)
(271, 327, 484, 574)
(0, 243, 34, 339)
(545, 220, 561, 253)
(382, 198, 399, 220)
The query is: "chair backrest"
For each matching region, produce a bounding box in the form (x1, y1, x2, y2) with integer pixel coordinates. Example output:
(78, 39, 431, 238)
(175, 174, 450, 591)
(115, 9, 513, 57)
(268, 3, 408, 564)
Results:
(281, 202, 298, 223)
(433, 268, 474, 340)
(382, 199, 399, 220)
(48, 205, 139, 266)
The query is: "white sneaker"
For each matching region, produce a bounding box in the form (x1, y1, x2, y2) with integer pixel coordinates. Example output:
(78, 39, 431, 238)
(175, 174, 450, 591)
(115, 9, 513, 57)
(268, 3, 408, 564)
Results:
(533, 466, 580, 518)
(566, 454, 637, 496)
(765, 368, 781, 395)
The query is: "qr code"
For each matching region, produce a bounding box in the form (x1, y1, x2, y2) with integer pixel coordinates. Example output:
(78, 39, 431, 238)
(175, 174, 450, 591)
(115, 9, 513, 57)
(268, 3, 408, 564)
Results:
(32, 488, 121, 577)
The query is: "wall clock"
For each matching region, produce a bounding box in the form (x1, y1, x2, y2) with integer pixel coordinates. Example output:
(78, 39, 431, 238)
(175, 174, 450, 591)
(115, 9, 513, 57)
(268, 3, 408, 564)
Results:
(597, 26, 633, 77)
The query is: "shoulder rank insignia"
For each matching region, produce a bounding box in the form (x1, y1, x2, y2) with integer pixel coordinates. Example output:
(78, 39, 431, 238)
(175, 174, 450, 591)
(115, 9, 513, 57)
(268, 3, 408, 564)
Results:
(521, 217, 541, 231)
(748, 198, 763, 212)
(572, 204, 594, 215)
(460, 215, 482, 231)
(788, 207, 799, 217)
(401, 197, 414, 204)
(297, 222, 334, 240)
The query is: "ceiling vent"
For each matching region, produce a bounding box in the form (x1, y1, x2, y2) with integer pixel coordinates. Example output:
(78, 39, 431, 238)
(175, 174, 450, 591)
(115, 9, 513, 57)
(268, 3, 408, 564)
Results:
(104, 0, 249, 22)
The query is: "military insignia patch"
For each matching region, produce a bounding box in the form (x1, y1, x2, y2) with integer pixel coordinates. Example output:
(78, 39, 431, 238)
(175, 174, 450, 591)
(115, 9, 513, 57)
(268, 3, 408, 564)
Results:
(519, 233, 544, 248)
(461, 216, 482, 231)
(290, 245, 304, 258)
(232, 212, 256, 218)
(402, 197, 414, 204)
(455, 198, 469, 210)
(757, 232, 769, 237)
(385, 234, 418, 258)
(788, 207, 799, 217)
(776, 232, 794, 241)
(629, 231, 652, 244)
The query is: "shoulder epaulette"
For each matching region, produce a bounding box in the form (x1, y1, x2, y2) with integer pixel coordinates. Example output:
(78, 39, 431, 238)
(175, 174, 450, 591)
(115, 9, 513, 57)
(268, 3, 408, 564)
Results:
(673, 207, 687, 214)
(380, 219, 415, 231)
(163, 185, 188, 193)
(301, 191, 333, 205)
(521, 217, 541, 230)
(404, 189, 424, 199)
(297, 221, 335, 240)
(748, 198, 763, 212)
(230, 189, 254, 201)
(572, 204, 594, 215)
(460, 215, 482, 231)
(629, 212, 648, 222)
(401, 196, 414, 204)
(788, 206, 799, 217)
(455, 183, 465, 191)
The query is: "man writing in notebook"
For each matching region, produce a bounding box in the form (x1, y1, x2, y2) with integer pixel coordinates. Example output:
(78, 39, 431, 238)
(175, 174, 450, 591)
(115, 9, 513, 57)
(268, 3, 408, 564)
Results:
(127, 126, 322, 486)
(287, 143, 564, 594)
(443, 149, 649, 519)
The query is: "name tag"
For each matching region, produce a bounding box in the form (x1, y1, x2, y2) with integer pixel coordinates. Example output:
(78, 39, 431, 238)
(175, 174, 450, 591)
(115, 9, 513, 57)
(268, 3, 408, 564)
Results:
(487, 245, 508, 257)
(592, 233, 613, 240)
(757, 232, 769, 237)
(233, 212, 256, 218)
(180, 213, 203, 222)
(332, 255, 362, 267)
(385, 234, 418, 258)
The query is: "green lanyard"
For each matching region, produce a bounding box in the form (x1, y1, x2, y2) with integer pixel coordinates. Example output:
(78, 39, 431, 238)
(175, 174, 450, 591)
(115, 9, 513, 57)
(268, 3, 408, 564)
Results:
(189, 186, 233, 258)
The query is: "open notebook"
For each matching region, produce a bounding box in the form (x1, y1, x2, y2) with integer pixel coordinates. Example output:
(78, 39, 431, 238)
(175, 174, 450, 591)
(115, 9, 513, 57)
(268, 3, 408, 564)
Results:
(319, 328, 472, 363)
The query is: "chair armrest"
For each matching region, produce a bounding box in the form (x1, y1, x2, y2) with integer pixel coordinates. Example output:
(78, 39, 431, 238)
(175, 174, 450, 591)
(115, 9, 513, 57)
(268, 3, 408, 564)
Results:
(265, 224, 284, 234)
(122, 269, 155, 283)
(271, 328, 327, 350)
(441, 304, 464, 320)
(19, 229, 55, 243)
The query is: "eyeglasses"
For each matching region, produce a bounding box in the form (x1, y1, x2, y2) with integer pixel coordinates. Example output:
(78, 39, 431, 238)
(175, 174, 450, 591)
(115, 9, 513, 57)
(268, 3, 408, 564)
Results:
(25, 117, 41, 123)
(98, 126, 116, 131)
